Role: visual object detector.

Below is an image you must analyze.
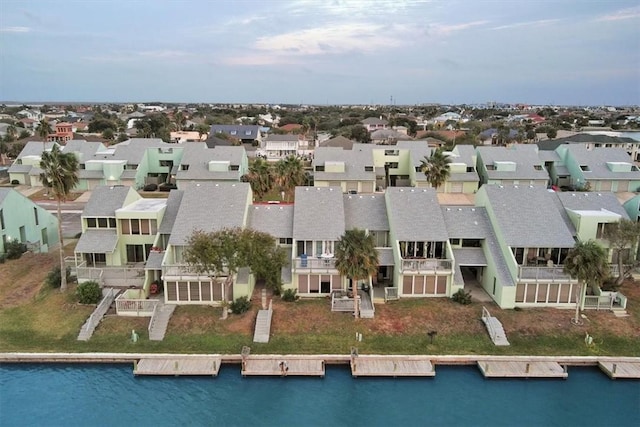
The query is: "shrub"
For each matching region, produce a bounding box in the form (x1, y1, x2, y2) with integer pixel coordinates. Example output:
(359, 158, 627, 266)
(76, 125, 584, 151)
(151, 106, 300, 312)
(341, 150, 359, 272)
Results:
(11, 179, 19, 185)
(76, 281, 102, 304)
(281, 289, 299, 302)
(158, 183, 177, 192)
(230, 296, 251, 314)
(143, 183, 158, 191)
(452, 289, 472, 305)
(5, 239, 26, 260)
(0, 253, 5, 264)
(45, 266, 72, 289)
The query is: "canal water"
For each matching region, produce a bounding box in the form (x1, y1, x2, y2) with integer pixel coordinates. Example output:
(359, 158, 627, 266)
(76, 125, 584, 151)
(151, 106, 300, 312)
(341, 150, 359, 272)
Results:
(1, 363, 638, 427)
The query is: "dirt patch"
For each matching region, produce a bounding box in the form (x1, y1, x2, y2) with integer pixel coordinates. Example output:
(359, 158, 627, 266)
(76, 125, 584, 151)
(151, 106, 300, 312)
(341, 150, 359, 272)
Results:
(0, 253, 56, 308)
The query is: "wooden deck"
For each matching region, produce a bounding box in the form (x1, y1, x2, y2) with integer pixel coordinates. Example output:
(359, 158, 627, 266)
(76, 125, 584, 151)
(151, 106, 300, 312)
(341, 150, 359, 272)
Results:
(242, 358, 325, 377)
(598, 361, 640, 379)
(133, 357, 221, 376)
(351, 356, 435, 377)
(478, 360, 568, 379)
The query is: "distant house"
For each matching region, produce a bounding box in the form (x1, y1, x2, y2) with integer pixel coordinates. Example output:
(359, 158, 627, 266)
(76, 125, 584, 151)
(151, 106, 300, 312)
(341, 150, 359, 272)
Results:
(370, 128, 412, 144)
(174, 143, 248, 188)
(261, 134, 300, 160)
(0, 188, 59, 255)
(278, 123, 303, 133)
(8, 141, 58, 186)
(16, 109, 44, 121)
(209, 125, 262, 145)
(538, 133, 640, 163)
(170, 131, 205, 143)
(319, 135, 356, 150)
(47, 122, 74, 143)
(361, 117, 389, 132)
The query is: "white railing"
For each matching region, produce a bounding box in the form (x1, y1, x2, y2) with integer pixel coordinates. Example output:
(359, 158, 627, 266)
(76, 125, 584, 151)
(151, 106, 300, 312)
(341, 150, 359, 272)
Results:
(401, 258, 452, 272)
(384, 287, 399, 302)
(518, 266, 574, 281)
(583, 295, 613, 311)
(331, 290, 359, 312)
(116, 298, 158, 317)
(481, 306, 496, 340)
(77, 266, 144, 286)
(80, 288, 116, 339)
(294, 257, 336, 270)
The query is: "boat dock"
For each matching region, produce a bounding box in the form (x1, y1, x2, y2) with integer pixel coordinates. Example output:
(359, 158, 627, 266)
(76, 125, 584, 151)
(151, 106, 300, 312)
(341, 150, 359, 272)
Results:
(351, 356, 435, 377)
(478, 360, 568, 379)
(1, 353, 638, 380)
(134, 356, 221, 376)
(598, 361, 640, 379)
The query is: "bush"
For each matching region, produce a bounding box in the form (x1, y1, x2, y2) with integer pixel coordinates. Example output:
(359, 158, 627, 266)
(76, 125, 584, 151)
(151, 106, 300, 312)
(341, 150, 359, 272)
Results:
(230, 296, 251, 314)
(0, 253, 5, 264)
(45, 266, 72, 289)
(143, 183, 158, 191)
(158, 183, 177, 192)
(281, 289, 299, 302)
(76, 281, 102, 304)
(11, 179, 19, 185)
(452, 289, 472, 305)
(5, 239, 26, 260)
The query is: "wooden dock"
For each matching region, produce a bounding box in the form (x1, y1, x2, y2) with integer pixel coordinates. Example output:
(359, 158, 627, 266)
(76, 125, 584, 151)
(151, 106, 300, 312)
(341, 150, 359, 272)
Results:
(478, 360, 568, 379)
(134, 357, 221, 376)
(598, 361, 640, 379)
(351, 356, 435, 377)
(242, 358, 325, 377)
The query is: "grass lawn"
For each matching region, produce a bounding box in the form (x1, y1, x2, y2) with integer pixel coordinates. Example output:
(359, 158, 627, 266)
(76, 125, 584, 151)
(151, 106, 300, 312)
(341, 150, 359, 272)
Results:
(1, 252, 639, 356)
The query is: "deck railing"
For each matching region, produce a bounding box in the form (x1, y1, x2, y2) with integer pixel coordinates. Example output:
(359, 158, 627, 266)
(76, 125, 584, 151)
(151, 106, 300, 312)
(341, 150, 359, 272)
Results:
(294, 257, 336, 270)
(584, 291, 627, 310)
(518, 266, 574, 281)
(331, 291, 359, 313)
(384, 287, 399, 302)
(77, 266, 145, 287)
(481, 306, 497, 341)
(80, 288, 116, 340)
(401, 258, 451, 272)
(116, 298, 158, 317)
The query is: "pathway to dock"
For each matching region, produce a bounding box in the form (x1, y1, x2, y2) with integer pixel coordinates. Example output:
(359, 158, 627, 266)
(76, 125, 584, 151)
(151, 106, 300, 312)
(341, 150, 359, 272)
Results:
(77, 288, 117, 341)
(478, 360, 567, 378)
(481, 306, 510, 346)
(242, 357, 325, 377)
(134, 356, 221, 376)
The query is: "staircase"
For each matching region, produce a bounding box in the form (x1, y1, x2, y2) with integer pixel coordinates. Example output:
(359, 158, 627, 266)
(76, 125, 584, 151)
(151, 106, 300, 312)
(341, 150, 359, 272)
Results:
(253, 300, 273, 343)
(148, 301, 176, 341)
(612, 307, 630, 318)
(77, 288, 117, 341)
(481, 306, 510, 346)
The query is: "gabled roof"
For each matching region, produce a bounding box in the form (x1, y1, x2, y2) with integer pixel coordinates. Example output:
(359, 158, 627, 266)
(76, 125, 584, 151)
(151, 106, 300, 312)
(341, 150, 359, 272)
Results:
(370, 129, 412, 140)
(264, 134, 299, 142)
(313, 146, 375, 182)
(479, 185, 575, 247)
(248, 204, 294, 238)
(83, 186, 134, 217)
(561, 145, 640, 180)
(385, 187, 448, 241)
(556, 192, 629, 219)
(16, 141, 58, 159)
(343, 193, 389, 231)
(175, 142, 245, 181)
(204, 136, 235, 148)
(476, 145, 548, 180)
(89, 138, 169, 165)
(319, 135, 356, 150)
(168, 182, 250, 246)
(396, 140, 433, 168)
(210, 124, 261, 139)
(361, 117, 388, 125)
(538, 133, 638, 151)
(62, 140, 108, 163)
(158, 190, 184, 234)
(293, 187, 345, 240)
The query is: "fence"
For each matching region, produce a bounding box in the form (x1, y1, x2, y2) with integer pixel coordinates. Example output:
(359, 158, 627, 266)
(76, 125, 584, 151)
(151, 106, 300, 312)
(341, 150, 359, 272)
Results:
(384, 287, 399, 302)
(401, 259, 452, 272)
(116, 298, 158, 317)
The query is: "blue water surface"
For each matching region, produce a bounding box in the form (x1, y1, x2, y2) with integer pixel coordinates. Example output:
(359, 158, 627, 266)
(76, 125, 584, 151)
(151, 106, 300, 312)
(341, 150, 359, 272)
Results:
(1, 364, 638, 427)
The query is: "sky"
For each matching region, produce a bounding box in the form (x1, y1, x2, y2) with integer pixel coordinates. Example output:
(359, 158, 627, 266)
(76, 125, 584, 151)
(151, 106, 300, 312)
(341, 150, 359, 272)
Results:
(0, 0, 639, 106)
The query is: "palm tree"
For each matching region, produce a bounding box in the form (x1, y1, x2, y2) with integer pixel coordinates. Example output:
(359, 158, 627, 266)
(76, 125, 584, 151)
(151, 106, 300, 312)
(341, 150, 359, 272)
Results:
(40, 145, 79, 292)
(563, 240, 608, 325)
(274, 155, 306, 201)
(243, 157, 274, 201)
(5, 125, 17, 142)
(36, 119, 51, 149)
(334, 229, 379, 319)
(420, 148, 451, 190)
(174, 111, 186, 132)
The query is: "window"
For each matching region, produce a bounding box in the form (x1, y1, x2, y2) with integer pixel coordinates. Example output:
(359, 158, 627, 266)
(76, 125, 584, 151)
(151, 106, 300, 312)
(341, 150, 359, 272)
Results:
(364, 166, 374, 172)
(580, 165, 591, 172)
(230, 165, 239, 171)
(596, 222, 615, 239)
(98, 218, 108, 228)
(462, 239, 481, 247)
(131, 220, 140, 235)
(466, 166, 474, 172)
(315, 165, 325, 172)
(0, 209, 4, 230)
(41, 228, 48, 246)
(245, 130, 252, 136)
(126, 164, 138, 170)
(450, 238, 460, 246)
(181, 164, 189, 171)
(230, 130, 237, 135)
(87, 218, 97, 228)
(415, 167, 422, 172)
(384, 150, 399, 156)
(109, 218, 116, 228)
(486, 165, 495, 170)
(34, 207, 39, 226)
(387, 162, 398, 169)
(159, 160, 172, 167)
(534, 165, 543, 170)
(279, 238, 293, 245)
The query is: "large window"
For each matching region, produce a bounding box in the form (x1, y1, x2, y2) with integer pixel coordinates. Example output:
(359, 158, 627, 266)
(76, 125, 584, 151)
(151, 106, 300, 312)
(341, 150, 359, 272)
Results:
(126, 244, 152, 263)
(596, 222, 615, 239)
(400, 241, 445, 259)
(120, 219, 157, 235)
(86, 217, 116, 229)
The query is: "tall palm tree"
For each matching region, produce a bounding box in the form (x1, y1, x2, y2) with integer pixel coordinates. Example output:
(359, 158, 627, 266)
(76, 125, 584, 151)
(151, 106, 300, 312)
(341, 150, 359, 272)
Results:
(563, 240, 608, 325)
(274, 155, 306, 201)
(36, 119, 51, 149)
(334, 229, 379, 319)
(40, 145, 79, 292)
(243, 157, 274, 201)
(420, 148, 451, 190)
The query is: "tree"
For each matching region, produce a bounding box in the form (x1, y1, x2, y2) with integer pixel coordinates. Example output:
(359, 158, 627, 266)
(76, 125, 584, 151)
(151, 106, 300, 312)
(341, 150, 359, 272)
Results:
(5, 125, 17, 142)
(274, 155, 306, 201)
(242, 157, 274, 200)
(174, 111, 186, 131)
(39, 145, 79, 292)
(604, 219, 640, 286)
(18, 129, 31, 140)
(334, 229, 379, 319)
(36, 119, 51, 149)
(183, 228, 287, 315)
(563, 240, 608, 325)
(196, 124, 210, 140)
(350, 125, 371, 143)
(420, 148, 451, 190)
(546, 128, 557, 139)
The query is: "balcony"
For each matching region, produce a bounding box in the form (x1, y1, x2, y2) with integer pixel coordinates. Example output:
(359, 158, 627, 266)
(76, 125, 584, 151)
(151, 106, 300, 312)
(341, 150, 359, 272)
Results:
(294, 257, 336, 271)
(401, 258, 452, 273)
(517, 266, 575, 282)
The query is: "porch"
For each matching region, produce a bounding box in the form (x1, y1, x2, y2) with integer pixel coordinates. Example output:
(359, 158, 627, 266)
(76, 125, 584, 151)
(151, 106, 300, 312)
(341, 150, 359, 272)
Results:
(331, 289, 374, 318)
(294, 257, 337, 272)
(401, 258, 452, 273)
(518, 266, 573, 282)
(76, 261, 146, 288)
(115, 289, 160, 317)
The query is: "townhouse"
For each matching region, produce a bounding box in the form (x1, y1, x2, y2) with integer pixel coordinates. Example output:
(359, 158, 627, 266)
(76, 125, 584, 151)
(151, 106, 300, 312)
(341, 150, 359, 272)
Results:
(476, 145, 549, 187)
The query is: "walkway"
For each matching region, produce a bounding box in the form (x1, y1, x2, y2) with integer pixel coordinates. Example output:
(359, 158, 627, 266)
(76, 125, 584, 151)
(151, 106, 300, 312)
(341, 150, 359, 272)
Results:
(148, 300, 176, 341)
(253, 300, 273, 343)
(77, 288, 117, 341)
(481, 306, 510, 346)
(359, 290, 374, 318)
(351, 356, 435, 377)
(242, 357, 325, 377)
(478, 360, 567, 378)
(134, 356, 221, 376)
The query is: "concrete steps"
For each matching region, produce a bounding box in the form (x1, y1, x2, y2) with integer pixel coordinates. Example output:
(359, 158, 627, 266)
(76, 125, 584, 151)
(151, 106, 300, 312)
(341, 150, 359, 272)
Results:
(77, 288, 118, 341)
(148, 302, 176, 341)
(253, 301, 273, 343)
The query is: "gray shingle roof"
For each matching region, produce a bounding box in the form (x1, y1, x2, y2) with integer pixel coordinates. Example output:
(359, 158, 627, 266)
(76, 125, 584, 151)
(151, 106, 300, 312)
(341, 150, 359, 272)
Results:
(175, 142, 245, 182)
(343, 194, 389, 231)
(385, 187, 448, 241)
(75, 229, 118, 253)
(480, 185, 575, 247)
(168, 182, 250, 246)
(313, 146, 375, 182)
(83, 186, 134, 217)
(0, 188, 11, 204)
(361, 117, 388, 125)
(477, 145, 549, 181)
(538, 133, 638, 151)
(556, 191, 630, 218)
(248, 204, 294, 238)
(396, 140, 433, 168)
(452, 248, 487, 265)
(562, 146, 640, 180)
(90, 138, 170, 165)
(293, 187, 345, 240)
(319, 136, 356, 150)
(16, 141, 58, 159)
(264, 134, 299, 142)
(62, 140, 108, 162)
(210, 125, 260, 139)
(158, 190, 184, 234)
(145, 251, 165, 270)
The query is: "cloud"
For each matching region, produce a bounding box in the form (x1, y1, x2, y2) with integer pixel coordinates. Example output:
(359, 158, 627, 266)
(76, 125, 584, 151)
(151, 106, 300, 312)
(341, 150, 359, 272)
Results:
(0, 26, 31, 33)
(285, 0, 430, 17)
(595, 6, 640, 22)
(85, 50, 196, 63)
(426, 20, 489, 37)
(490, 19, 561, 31)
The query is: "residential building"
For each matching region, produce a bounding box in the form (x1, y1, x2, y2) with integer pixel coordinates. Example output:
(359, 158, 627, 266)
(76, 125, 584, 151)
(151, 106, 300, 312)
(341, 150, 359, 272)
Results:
(538, 133, 640, 162)
(361, 117, 389, 132)
(261, 134, 300, 160)
(47, 122, 73, 142)
(209, 125, 262, 145)
(8, 141, 57, 186)
(476, 145, 549, 187)
(313, 146, 377, 193)
(0, 188, 59, 255)
(174, 143, 248, 188)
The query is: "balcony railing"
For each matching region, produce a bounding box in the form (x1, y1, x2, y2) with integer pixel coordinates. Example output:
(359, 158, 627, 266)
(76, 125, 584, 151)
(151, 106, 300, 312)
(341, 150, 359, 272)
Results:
(401, 258, 452, 272)
(162, 264, 212, 278)
(518, 266, 574, 282)
(77, 266, 144, 287)
(294, 257, 336, 270)
(115, 298, 159, 317)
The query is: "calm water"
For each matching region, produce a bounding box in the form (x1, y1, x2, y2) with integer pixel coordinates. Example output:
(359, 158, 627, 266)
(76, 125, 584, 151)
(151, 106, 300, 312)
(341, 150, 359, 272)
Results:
(1, 364, 638, 427)
(584, 130, 640, 141)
